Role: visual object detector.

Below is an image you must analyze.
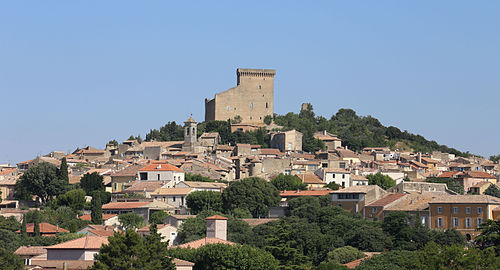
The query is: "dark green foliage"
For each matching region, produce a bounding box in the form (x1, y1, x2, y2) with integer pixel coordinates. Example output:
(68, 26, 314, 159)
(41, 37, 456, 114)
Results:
(264, 115, 273, 125)
(325, 182, 341, 190)
(20, 216, 27, 237)
(168, 244, 279, 270)
(186, 191, 223, 214)
(15, 163, 67, 204)
(489, 154, 500, 163)
(55, 188, 86, 212)
(428, 229, 465, 246)
(0, 229, 22, 251)
(0, 216, 20, 232)
(475, 219, 500, 255)
(345, 224, 392, 252)
(0, 248, 24, 270)
(91, 226, 175, 270)
(108, 139, 118, 146)
(118, 212, 145, 230)
(145, 121, 184, 142)
(316, 262, 349, 270)
(91, 192, 103, 224)
(222, 177, 280, 218)
(33, 210, 40, 237)
(80, 172, 104, 195)
(184, 173, 215, 182)
(57, 157, 69, 186)
(149, 211, 169, 224)
(232, 208, 252, 218)
(485, 184, 500, 198)
(271, 174, 307, 191)
(366, 173, 396, 190)
(25, 208, 89, 233)
(323, 246, 365, 264)
(357, 242, 500, 270)
(426, 177, 464, 194)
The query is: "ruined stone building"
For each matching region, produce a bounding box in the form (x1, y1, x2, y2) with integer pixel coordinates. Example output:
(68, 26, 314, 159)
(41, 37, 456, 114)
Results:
(205, 68, 275, 124)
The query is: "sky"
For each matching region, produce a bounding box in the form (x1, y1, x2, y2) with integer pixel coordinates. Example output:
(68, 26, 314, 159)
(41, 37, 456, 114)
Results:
(1, 1, 499, 164)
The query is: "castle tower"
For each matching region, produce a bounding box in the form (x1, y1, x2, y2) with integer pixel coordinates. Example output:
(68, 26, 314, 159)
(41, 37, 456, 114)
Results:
(206, 215, 227, 240)
(205, 68, 276, 124)
(182, 116, 197, 152)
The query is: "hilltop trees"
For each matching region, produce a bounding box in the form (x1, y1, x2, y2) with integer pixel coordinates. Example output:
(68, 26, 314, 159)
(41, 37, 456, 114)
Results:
(366, 173, 396, 190)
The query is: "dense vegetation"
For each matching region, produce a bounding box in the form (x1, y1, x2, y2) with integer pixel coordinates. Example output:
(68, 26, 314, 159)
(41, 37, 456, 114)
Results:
(144, 106, 470, 155)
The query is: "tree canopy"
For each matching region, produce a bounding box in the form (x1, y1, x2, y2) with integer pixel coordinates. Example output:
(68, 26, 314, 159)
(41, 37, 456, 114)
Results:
(222, 177, 280, 218)
(366, 173, 396, 190)
(186, 191, 223, 215)
(270, 174, 307, 191)
(15, 162, 67, 204)
(118, 212, 145, 230)
(80, 172, 105, 195)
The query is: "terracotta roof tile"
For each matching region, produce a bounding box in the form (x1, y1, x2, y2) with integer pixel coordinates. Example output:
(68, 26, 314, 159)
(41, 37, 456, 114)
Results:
(280, 190, 332, 197)
(139, 163, 183, 172)
(46, 236, 108, 250)
(205, 215, 227, 220)
(367, 193, 406, 207)
(17, 223, 69, 234)
(111, 165, 145, 177)
(175, 237, 236, 249)
(151, 188, 194, 196)
(79, 214, 117, 221)
(102, 202, 150, 210)
(14, 246, 46, 256)
(463, 171, 496, 179)
(429, 195, 500, 204)
(295, 173, 325, 184)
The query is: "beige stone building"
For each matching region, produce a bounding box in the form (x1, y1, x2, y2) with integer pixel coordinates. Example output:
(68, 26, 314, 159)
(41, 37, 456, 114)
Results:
(205, 68, 275, 124)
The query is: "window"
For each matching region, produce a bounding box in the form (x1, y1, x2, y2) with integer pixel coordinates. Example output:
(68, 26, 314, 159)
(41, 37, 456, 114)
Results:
(258, 85, 261, 89)
(173, 197, 176, 202)
(114, 183, 117, 190)
(452, 217, 459, 228)
(342, 174, 346, 179)
(338, 194, 360, 200)
(477, 218, 483, 227)
(453, 207, 459, 214)
(465, 218, 471, 228)
(437, 207, 443, 214)
(477, 207, 483, 214)
(466, 207, 471, 214)
(340, 162, 346, 169)
(227, 106, 230, 111)
(437, 218, 443, 227)
(372, 208, 377, 213)
(250, 103, 253, 109)
(265, 102, 268, 108)
(157, 174, 160, 181)
(342, 182, 345, 188)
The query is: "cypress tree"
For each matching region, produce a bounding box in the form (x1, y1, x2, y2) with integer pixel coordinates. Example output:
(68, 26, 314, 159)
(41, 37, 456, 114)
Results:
(91, 192, 103, 224)
(58, 157, 69, 186)
(21, 214, 27, 238)
(33, 211, 40, 237)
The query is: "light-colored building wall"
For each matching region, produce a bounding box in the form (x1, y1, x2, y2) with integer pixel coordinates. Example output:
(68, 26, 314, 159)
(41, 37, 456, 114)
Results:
(205, 68, 275, 124)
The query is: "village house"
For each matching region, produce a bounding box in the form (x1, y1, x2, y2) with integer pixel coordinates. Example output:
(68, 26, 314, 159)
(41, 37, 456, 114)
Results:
(270, 129, 303, 152)
(295, 172, 326, 189)
(455, 171, 497, 193)
(137, 224, 178, 246)
(175, 181, 227, 192)
(315, 168, 351, 188)
(150, 188, 194, 214)
(330, 185, 387, 214)
(110, 164, 144, 193)
(102, 201, 174, 221)
(164, 214, 197, 228)
(16, 223, 69, 237)
(428, 195, 500, 240)
(138, 163, 185, 184)
(314, 131, 342, 150)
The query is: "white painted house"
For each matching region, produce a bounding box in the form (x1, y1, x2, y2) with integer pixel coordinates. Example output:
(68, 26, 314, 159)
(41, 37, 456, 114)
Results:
(315, 168, 351, 188)
(138, 163, 185, 185)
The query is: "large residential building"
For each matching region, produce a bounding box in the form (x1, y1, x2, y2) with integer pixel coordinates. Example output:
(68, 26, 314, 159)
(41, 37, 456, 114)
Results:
(205, 68, 275, 124)
(428, 195, 500, 240)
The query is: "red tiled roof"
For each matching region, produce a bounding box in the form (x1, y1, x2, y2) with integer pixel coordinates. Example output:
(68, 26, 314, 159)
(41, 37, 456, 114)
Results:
(175, 237, 236, 249)
(14, 246, 46, 256)
(367, 193, 406, 207)
(17, 223, 69, 234)
(111, 165, 145, 177)
(463, 171, 496, 179)
(46, 236, 108, 250)
(139, 163, 183, 172)
(260, 148, 284, 156)
(102, 202, 150, 210)
(79, 214, 117, 221)
(206, 215, 228, 220)
(280, 190, 332, 197)
(0, 168, 16, 176)
(296, 173, 325, 184)
(438, 171, 460, 178)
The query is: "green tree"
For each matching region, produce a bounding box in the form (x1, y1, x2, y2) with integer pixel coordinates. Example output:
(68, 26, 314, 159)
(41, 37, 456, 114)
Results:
(186, 191, 223, 214)
(168, 244, 279, 270)
(366, 173, 396, 190)
(20, 216, 27, 238)
(149, 211, 169, 224)
(0, 216, 20, 232)
(56, 189, 86, 212)
(489, 154, 500, 163)
(91, 192, 103, 225)
(325, 182, 341, 190)
(91, 227, 175, 270)
(475, 219, 500, 255)
(16, 163, 66, 204)
(80, 172, 104, 195)
(485, 184, 500, 198)
(264, 115, 273, 125)
(118, 212, 145, 230)
(222, 177, 280, 217)
(184, 173, 215, 182)
(323, 246, 365, 264)
(0, 229, 22, 251)
(271, 174, 307, 191)
(345, 224, 392, 252)
(57, 157, 69, 187)
(32, 210, 40, 237)
(108, 139, 118, 146)
(0, 248, 24, 270)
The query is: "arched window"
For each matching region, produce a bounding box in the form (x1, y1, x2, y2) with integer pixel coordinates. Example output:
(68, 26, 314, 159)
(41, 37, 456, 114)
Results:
(250, 102, 253, 109)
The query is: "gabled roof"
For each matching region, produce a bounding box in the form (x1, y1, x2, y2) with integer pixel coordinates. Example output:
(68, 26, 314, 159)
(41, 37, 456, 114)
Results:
(367, 193, 406, 207)
(206, 215, 227, 220)
(17, 223, 69, 234)
(260, 148, 284, 156)
(111, 165, 145, 177)
(151, 188, 194, 196)
(323, 168, 350, 173)
(137, 224, 176, 233)
(437, 171, 460, 178)
(331, 185, 381, 194)
(175, 237, 236, 249)
(79, 214, 117, 221)
(280, 190, 332, 197)
(429, 195, 500, 204)
(200, 132, 219, 138)
(102, 202, 151, 210)
(124, 181, 166, 193)
(462, 171, 496, 179)
(14, 246, 46, 256)
(45, 236, 108, 250)
(139, 163, 183, 172)
(296, 173, 325, 184)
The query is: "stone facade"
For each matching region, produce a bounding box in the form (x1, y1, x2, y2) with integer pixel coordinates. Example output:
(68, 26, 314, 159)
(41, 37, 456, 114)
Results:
(205, 68, 275, 124)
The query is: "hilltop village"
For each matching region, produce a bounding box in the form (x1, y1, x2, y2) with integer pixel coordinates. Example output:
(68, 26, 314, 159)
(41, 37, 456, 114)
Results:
(1, 68, 500, 269)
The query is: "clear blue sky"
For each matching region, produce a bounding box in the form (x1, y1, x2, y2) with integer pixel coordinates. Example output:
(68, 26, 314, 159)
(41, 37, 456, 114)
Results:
(1, 1, 499, 164)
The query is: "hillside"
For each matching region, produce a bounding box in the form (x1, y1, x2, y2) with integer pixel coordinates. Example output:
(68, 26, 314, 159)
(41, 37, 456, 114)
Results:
(144, 105, 470, 157)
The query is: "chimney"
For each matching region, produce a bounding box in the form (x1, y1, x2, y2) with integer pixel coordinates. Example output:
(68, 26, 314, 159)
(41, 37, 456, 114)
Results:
(206, 215, 228, 241)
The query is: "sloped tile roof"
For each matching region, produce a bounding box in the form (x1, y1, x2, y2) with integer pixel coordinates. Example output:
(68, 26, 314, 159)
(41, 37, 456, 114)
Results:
(45, 236, 108, 250)
(139, 163, 183, 172)
(175, 237, 236, 249)
(14, 246, 46, 256)
(17, 223, 69, 234)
